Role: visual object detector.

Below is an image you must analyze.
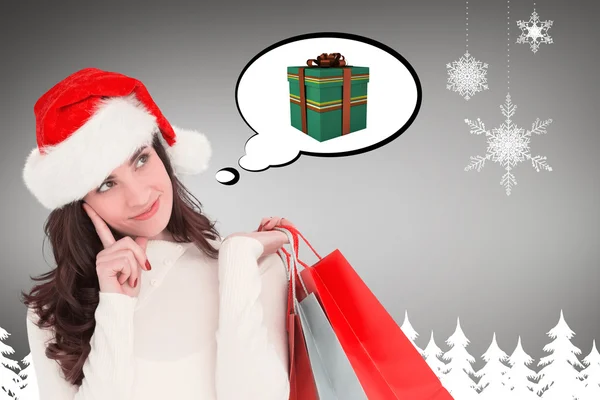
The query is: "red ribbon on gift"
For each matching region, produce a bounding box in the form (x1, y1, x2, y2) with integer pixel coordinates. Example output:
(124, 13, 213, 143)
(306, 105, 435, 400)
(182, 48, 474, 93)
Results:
(306, 53, 347, 68)
(297, 53, 352, 136)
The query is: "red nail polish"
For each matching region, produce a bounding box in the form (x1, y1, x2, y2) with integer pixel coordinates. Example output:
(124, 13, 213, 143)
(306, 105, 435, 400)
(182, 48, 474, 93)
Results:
(145, 260, 152, 270)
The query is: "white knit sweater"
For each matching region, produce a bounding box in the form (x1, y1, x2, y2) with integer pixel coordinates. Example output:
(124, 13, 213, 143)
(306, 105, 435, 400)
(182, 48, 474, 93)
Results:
(26, 236, 290, 400)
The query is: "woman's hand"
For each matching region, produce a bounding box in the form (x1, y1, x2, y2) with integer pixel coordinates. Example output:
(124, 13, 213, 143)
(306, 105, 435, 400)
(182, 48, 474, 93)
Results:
(82, 202, 151, 298)
(256, 216, 295, 233)
(225, 217, 296, 257)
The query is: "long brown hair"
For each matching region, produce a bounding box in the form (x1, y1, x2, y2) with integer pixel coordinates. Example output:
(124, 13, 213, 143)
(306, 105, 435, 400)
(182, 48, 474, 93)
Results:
(21, 132, 220, 386)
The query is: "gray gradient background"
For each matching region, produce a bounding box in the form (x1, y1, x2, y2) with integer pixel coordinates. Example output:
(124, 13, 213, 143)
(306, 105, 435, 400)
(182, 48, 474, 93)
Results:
(1, 0, 598, 374)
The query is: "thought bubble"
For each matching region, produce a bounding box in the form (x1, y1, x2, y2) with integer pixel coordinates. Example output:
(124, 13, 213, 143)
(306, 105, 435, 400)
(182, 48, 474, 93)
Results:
(215, 167, 239, 185)
(216, 32, 421, 184)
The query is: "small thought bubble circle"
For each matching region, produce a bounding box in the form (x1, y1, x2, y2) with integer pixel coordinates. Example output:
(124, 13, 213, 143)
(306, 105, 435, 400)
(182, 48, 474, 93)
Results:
(229, 32, 421, 178)
(215, 167, 240, 185)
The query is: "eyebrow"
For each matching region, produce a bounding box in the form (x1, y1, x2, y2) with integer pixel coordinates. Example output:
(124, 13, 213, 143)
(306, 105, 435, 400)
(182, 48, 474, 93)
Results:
(103, 146, 148, 181)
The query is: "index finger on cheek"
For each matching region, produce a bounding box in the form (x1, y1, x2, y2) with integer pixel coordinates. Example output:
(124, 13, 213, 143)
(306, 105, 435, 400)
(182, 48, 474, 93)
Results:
(82, 203, 116, 248)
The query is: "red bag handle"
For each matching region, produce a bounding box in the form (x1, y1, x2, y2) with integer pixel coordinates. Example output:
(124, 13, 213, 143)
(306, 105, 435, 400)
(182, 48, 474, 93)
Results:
(277, 224, 322, 268)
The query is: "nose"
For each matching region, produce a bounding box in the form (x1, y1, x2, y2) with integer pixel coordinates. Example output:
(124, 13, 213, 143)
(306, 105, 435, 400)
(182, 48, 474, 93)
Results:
(124, 179, 152, 211)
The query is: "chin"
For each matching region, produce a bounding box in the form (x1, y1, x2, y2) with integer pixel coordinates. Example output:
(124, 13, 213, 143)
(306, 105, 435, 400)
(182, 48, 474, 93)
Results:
(144, 219, 170, 236)
(124, 216, 168, 238)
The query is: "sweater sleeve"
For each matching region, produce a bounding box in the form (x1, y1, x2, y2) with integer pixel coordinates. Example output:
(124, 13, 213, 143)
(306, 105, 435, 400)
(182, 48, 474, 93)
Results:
(25, 292, 138, 400)
(215, 236, 290, 400)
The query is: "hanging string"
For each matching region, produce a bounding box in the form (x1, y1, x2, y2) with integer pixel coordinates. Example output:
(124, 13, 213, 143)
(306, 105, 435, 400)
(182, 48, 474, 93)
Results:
(534, 1, 536, 13)
(507, 0, 510, 92)
(466, 1, 469, 52)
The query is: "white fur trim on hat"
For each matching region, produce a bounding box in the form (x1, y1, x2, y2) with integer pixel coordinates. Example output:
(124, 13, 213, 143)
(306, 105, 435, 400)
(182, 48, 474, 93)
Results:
(169, 125, 212, 175)
(23, 95, 211, 210)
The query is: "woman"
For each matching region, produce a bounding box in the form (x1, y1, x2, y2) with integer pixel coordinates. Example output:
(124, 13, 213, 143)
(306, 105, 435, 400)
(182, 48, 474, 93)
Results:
(21, 68, 291, 399)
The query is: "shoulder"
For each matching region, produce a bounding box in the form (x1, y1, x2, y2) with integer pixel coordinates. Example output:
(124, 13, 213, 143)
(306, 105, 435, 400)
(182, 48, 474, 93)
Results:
(207, 235, 225, 249)
(256, 253, 289, 313)
(26, 306, 38, 324)
(217, 235, 265, 257)
(26, 305, 56, 343)
(258, 252, 288, 279)
(26, 303, 49, 324)
(209, 235, 259, 250)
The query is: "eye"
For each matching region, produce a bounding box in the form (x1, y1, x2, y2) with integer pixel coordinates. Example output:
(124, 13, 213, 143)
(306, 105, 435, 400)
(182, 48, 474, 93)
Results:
(96, 153, 150, 194)
(136, 153, 149, 168)
(97, 181, 114, 193)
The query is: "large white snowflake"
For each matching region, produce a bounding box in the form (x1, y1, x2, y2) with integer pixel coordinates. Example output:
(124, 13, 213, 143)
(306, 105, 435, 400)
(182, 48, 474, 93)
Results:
(465, 93, 552, 196)
(516, 10, 553, 53)
(446, 51, 489, 100)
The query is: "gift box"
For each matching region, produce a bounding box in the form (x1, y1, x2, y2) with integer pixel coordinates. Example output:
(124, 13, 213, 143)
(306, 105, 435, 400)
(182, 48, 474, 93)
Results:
(287, 53, 369, 142)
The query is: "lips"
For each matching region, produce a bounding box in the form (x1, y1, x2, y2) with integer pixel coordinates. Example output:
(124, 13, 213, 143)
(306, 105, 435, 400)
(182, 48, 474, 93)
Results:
(132, 197, 159, 219)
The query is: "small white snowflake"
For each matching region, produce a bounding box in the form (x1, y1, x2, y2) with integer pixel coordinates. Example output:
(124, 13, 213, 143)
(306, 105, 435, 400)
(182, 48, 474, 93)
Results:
(446, 51, 489, 100)
(465, 93, 552, 196)
(516, 10, 553, 53)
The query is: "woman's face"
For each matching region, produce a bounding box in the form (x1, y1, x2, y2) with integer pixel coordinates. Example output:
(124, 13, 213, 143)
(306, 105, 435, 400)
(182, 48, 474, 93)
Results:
(82, 145, 173, 239)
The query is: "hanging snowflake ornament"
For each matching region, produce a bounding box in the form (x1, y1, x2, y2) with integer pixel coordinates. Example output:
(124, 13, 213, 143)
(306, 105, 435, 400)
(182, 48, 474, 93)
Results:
(465, 93, 552, 195)
(447, 51, 489, 100)
(516, 10, 553, 53)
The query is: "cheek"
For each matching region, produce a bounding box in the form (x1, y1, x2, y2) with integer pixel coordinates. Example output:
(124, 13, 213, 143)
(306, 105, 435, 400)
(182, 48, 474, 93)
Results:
(160, 171, 174, 206)
(150, 159, 172, 194)
(90, 198, 124, 227)
(161, 171, 173, 193)
(105, 199, 127, 219)
(147, 158, 173, 209)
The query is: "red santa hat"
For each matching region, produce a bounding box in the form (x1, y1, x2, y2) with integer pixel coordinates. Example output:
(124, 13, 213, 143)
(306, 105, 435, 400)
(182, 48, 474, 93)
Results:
(22, 68, 211, 210)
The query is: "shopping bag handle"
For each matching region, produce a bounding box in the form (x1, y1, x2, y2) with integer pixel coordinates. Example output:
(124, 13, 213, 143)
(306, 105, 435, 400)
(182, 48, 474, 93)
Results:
(276, 227, 304, 316)
(275, 225, 322, 317)
(275, 224, 322, 268)
(275, 224, 323, 281)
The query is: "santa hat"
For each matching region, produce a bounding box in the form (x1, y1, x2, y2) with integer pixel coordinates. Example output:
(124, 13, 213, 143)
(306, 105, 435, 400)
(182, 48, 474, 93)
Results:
(22, 68, 211, 210)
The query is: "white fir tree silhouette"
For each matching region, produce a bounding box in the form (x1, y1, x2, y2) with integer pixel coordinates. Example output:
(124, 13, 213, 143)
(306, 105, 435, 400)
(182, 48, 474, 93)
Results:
(537, 310, 583, 399)
(505, 336, 540, 399)
(476, 332, 512, 399)
(0, 326, 22, 399)
(18, 353, 39, 399)
(401, 311, 423, 355)
(577, 339, 600, 400)
(441, 317, 479, 399)
(423, 331, 448, 380)
(0, 308, 596, 400)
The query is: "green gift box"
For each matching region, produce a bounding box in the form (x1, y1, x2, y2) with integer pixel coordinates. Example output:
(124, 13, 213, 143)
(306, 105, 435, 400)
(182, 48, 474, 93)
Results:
(287, 63, 369, 142)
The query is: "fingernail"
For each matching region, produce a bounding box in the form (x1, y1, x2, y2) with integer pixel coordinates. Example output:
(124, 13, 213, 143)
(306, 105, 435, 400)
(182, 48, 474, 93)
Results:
(145, 260, 152, 270)
(133, 278, 138, 287)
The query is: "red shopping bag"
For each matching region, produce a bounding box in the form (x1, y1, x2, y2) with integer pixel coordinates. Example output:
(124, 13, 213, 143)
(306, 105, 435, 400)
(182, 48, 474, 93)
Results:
(279, 226, 454, 400)
(285, 256, 319, 400)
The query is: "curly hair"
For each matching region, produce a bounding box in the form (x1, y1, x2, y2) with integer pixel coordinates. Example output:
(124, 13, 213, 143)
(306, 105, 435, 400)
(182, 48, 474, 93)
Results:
(21, 132, 220, 386)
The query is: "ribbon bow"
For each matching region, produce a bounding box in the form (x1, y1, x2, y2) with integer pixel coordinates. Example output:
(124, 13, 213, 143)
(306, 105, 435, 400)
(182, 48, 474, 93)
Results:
(306, 53, 347, 67)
